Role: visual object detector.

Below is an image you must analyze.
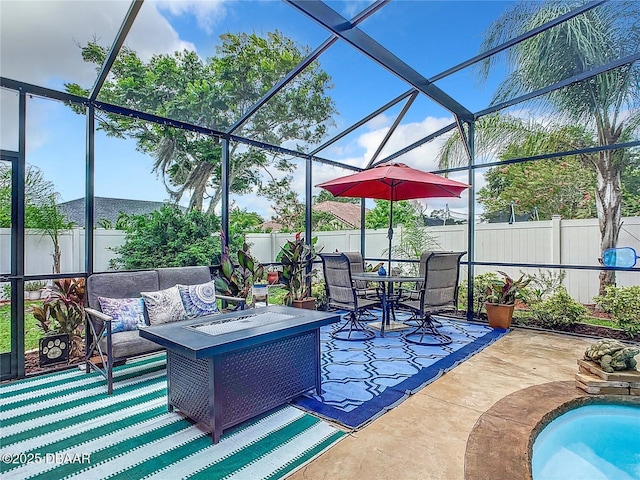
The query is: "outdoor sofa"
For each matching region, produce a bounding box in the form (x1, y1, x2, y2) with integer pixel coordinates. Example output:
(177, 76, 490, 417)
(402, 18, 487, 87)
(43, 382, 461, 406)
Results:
(84, 266, 244, 394)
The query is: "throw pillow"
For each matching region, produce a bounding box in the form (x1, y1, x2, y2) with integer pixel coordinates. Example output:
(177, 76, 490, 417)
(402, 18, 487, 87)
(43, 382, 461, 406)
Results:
(98, 297, 146, 334)
(141, 286, 186, 325)
(178, 280, 220, 318)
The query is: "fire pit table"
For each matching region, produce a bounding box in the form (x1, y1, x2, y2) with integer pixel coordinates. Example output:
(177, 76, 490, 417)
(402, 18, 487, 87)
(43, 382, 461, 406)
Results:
(139, 305, 340, 443)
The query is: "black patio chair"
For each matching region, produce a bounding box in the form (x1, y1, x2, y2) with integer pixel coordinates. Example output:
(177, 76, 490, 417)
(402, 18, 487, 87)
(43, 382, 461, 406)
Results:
(320, 253, 379, 341)
(342, 251, 379, 319)
(397, 251, 466, 346)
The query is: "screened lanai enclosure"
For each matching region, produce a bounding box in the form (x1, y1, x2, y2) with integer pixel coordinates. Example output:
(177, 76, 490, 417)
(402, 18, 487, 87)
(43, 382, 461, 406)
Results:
(1, 0, 639, 380)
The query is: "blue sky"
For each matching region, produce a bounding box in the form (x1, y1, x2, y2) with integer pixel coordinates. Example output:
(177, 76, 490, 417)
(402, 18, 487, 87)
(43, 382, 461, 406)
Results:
(0, 0, 518, 220)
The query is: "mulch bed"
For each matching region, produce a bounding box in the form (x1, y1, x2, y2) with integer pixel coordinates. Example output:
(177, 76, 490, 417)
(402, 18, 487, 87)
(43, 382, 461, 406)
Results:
(24, 347, 85, 376)
(510, 304, 637, 343)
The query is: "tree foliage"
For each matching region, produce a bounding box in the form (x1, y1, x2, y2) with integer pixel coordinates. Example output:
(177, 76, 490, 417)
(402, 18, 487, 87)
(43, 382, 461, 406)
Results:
(365, 200, 424, 229)
(478, 125, 598, 220)
(0, 164, 72, 272)
(229, 207, 263, 234)
(314, 190, 359, 205)
(0, 164, 63, 228)
(66, 31, 336, 213)
(440, 1, 640, 294)
(110, 205, 224, 270)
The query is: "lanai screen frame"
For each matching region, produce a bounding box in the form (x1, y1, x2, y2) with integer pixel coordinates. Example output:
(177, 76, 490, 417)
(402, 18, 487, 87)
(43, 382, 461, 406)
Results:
(1, 0, 639, 378)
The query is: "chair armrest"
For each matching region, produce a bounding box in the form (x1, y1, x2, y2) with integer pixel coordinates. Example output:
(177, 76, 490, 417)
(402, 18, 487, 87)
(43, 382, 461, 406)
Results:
(217, 294, 247, 311)
(217, 294, 245, 304)
(396, 287, 420, 302)
(85, 307, 113, 323)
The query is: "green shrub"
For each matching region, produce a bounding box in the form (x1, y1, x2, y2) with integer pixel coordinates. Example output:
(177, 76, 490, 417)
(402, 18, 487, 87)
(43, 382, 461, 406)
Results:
(109, 205, 245, 270)
(529, 287, 588, 328)
(594, 285, 640, 337)
(311, 282, 328, 311)
(458, 272, 502, 313)
(520, 269, 566, 305)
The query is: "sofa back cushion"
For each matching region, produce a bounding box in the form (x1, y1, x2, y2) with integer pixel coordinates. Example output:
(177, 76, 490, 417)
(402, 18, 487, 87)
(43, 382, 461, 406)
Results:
(141, 286, 187, 325)
(178, 280, 220, 318)
(87, 270, 159, 310)
(157, 266, 212, 290)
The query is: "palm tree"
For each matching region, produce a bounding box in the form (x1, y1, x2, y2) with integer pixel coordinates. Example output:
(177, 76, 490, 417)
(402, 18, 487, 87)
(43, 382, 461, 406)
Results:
(439, 1, 640, 294)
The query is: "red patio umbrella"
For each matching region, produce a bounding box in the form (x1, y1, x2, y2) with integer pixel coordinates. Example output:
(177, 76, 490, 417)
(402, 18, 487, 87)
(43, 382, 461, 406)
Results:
(316, 162, 470, 268)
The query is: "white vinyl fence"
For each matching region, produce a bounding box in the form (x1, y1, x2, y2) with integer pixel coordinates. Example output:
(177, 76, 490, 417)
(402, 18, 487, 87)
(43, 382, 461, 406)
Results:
(0, 228, 126, 276)
(247, 216, 640, 304)
(1, 216, 639, 303)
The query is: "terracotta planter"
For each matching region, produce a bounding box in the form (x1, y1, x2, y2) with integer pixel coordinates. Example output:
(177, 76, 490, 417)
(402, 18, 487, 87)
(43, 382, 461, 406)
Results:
(267, 271, 279, 285)
(292, 297, 316, 310)
(485, 303, 515, 329)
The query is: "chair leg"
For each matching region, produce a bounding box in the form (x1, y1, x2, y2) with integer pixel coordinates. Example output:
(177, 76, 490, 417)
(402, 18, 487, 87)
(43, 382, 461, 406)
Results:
(331, 312, 376, 341)
(403, 314, 452, 346)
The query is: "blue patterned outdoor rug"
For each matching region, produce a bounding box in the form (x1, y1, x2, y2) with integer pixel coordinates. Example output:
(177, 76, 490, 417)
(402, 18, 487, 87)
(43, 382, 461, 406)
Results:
(0, 353, 346, 480)
(292, 317, 508, 430)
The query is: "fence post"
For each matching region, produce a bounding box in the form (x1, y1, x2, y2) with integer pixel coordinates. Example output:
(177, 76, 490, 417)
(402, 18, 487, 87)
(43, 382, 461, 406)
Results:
(551, 215, 562, 264)
(72, 228, 82, 272)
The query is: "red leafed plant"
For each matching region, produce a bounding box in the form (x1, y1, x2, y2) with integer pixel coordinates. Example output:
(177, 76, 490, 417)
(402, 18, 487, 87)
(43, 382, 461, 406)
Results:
(483, 271, 531, 305)
(33, 278, 85, 355)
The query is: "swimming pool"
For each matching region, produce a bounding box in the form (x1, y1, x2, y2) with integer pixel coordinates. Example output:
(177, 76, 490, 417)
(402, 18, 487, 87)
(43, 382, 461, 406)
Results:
(532, 403, 640, 480)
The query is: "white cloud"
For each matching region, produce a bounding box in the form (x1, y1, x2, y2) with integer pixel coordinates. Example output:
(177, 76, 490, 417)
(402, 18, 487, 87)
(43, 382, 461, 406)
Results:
(338, 0, 374, 20)
(356, 115, 453, 170)
(0, 0, 197, 89)
(154, 0, 227, 36)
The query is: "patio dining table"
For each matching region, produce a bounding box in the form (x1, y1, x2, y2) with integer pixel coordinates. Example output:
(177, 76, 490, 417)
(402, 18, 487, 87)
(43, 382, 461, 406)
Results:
(352, 272, 422, 337)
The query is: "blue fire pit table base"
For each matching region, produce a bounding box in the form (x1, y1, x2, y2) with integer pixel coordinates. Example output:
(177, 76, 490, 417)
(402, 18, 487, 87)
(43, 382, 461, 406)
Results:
(166, 331, 319, 443)
(139, 306, 340, 443)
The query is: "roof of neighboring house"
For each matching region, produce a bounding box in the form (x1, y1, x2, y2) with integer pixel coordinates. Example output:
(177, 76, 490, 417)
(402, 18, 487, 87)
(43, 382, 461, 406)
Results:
(58, 197, 172, 227)
(313, 201, 366, 228)
(258, 201, 365, 232)
(259, 221, 284, 232)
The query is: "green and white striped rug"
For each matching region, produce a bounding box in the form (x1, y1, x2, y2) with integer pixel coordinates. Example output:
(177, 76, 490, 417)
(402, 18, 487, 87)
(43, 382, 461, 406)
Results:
(0, 353, 346, 480)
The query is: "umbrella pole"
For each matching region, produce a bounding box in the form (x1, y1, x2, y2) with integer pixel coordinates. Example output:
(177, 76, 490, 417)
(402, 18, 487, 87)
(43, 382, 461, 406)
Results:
(388, 200, 393, 273)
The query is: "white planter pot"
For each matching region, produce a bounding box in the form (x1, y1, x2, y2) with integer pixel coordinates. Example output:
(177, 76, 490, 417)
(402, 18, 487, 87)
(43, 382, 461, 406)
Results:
(27, 290, 41, 300)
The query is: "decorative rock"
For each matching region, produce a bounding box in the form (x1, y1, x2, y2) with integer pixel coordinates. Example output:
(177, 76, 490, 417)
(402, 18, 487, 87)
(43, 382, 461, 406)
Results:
(584, 340, 639, 373)
(600, 347, 639, 373)
(584, 339, 626, 362)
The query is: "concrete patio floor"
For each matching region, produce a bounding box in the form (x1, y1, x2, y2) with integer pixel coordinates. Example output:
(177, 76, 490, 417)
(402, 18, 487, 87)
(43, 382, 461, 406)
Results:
(287, 327, 599, 480)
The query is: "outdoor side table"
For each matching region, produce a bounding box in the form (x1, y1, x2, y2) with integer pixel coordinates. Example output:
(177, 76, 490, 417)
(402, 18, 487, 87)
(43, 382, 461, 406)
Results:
(139, 305, 340, 443)
(352, 273, 422, 336)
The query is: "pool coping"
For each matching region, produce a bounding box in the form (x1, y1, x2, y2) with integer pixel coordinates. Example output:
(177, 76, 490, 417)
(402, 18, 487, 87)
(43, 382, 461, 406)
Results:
(464, 381, 640, 480)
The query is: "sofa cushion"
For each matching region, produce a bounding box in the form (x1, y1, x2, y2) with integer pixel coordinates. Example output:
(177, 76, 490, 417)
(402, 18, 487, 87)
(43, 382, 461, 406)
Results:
(99, 331, 163, 359)
(178, 281, 220, 318)
(157, 266, 211, 290)
(98, 297, 146, 334)
(87, 270, 159, 310)
(141, 286, 186, 325)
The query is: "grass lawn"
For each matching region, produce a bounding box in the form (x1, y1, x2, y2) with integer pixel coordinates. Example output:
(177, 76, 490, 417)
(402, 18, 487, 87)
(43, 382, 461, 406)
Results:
(580, 316, 618, 328)
(0, 301, 45, 352)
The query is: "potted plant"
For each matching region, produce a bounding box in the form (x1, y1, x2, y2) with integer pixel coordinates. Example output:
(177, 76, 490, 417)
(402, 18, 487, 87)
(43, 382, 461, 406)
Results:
(32, 277, 85, 366)
(266, 266, 279, 285)
(482, 271, 531, 329)
(215, 237, 264, 305)
(277, 233, 320, 309)
(24, 280, 46, 300)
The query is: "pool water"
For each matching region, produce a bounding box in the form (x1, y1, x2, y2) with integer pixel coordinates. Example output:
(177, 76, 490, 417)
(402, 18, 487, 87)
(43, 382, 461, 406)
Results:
(532, 404, 640, 480)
